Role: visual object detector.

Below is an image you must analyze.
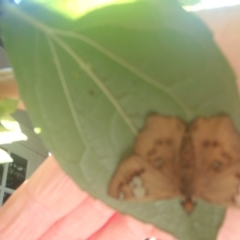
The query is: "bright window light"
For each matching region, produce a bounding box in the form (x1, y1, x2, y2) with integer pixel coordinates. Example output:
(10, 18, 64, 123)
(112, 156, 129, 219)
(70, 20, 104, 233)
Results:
(14, 0, 22, 4)
(0, 117, 28, 144)
(0, 131, 27, 145)
(0, 148, 13, 163)
(185, 0, 240, 11)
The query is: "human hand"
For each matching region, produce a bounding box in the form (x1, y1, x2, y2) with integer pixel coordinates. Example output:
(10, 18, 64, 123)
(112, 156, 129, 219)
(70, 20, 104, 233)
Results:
(0, 156, 176, 240)
(0, 155, 240, 240)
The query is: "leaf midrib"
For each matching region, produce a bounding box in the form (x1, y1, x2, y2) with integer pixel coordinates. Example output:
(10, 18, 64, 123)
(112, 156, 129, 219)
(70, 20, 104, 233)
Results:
(8, 5, 193, 122)
(7, 5, 138, 136)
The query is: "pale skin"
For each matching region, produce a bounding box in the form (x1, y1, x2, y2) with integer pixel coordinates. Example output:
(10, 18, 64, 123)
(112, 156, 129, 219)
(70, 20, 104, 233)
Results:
(1, 78, 240, 239)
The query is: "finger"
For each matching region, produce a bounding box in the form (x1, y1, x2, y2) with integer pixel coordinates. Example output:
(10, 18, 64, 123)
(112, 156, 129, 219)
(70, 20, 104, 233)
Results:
(87, 212, 176, 240)
(0, 156, 87, 240)
(217, 208, 240, 240)
(38, 196, 115, 240)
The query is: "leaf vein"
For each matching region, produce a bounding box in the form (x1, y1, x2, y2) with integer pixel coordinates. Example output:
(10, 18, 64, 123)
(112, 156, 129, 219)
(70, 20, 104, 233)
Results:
(47, 36, 89, 149)
(51, 34, 138, 135)
(9, 6, 138, 135)
(54, 30, 193, 119)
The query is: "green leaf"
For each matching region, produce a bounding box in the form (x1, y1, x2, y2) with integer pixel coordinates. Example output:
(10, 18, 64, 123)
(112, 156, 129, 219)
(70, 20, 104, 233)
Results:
(2, 0, 240, 239)
(14, 0, 137, 19)
(0, 99, 18, 119)
(179, 0, 201, 6)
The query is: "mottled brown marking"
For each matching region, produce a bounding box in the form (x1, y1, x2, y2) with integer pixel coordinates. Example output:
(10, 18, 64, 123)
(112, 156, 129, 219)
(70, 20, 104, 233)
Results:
(182, 198, 195, 213)
(221, 151, 232, 161)
(203, 140, 210, 147)
(155, 157, 163, 167)
(108, 115, 240, 212)
(191, 124, 198, 131)
(212, 160, 223, 171)
(177, 123, 183, 130)
(165, 139, 173, 145)
(236, 173, 240, 179)
(147, 149, 156, 156)
(155, 139, 162, 145)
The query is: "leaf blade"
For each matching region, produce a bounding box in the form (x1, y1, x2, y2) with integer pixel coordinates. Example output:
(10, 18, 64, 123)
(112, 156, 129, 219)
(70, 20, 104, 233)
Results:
(2, 1, 238, 239)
